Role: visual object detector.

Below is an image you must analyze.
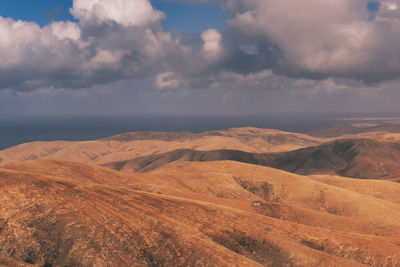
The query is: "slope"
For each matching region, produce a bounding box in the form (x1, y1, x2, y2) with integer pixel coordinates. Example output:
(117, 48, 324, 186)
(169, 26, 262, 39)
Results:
(1, 160, 400, 266)
(108, 138, 400, 180)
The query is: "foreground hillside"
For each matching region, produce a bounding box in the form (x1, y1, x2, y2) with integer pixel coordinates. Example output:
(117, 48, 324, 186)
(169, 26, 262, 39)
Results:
(0, 127, 322, 167)
(107, 138, 400, 181)
(1, 160, 400, 266)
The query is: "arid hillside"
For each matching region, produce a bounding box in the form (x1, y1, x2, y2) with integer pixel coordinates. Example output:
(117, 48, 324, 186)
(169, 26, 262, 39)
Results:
(1, 160, 400, 266)
(264, 138, 400, 180)
(107, 138, 400, 180)
(0, 127, 323, 167)
(310, 122, 400, 138)
(3, 126, 400, 266)
(5, 126, 400, 181)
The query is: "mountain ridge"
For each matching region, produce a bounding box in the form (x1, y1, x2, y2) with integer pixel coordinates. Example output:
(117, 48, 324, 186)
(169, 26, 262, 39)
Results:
(104, 138, 400, 180)
(0, 127, 323, 167)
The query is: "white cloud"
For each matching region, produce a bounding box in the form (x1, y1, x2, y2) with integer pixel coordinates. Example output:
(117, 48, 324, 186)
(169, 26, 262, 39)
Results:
(0, 17, 81, 71)
(70, 0, 165, 27)
(210, 70, 273, 90)
(201, 29, 223, 61)
(91, 49, 126, 69)
(155, 72, 185, 90)
(46, 21, 81, 41)
(0, 0, 189, 91)
(376, 0, 400, 20)
(4, 0, 400, 96)
(225, 0, 400, 82)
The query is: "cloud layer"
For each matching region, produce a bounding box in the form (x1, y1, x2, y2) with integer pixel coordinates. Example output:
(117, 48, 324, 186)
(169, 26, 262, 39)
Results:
(2, 0, 400, 93)
(224, 0, 400, 83)
(0, 0, 187, 91)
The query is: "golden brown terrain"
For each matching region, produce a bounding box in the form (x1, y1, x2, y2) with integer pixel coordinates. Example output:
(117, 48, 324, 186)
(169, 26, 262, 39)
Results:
(2, 125, 400, 266)
(104, 138, 400, 181)
(4, 126, 400, 180)
(310, 122, 400, 138)
(1, 160, 400, 266)
(0, 128, 323, 167)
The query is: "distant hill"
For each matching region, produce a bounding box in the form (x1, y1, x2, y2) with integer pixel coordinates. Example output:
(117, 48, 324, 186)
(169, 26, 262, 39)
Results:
(267, 138, 400, 179)
(0, 127, 322, 166)
(5, 125, 400, 178)
(310, 122, 400, 138)
(2, 160, 400, 266)
(106, 138, 400, 180)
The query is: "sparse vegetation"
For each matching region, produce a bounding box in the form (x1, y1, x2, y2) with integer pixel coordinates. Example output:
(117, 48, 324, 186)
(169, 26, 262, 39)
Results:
(2, 126, 400, 266)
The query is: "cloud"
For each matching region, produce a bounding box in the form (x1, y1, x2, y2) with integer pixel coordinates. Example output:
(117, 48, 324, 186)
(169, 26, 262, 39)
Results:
(375, 0, 400, 22)
(70, 0, 165, 27)
(0, 17, 86, 90)
(201, 29, 223, 61)
(90, 49, 126, 69)
(154, 0, 400, 90)
(4, 0, 400, 95)
(0, 0, 189, 91)
(223, 0, 400, 83)
(155, 71, 185, 90)
(47, 21, 82, 41)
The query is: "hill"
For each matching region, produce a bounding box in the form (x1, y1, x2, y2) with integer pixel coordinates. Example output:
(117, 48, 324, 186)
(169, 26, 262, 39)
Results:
(1, 160, 400, 266)
(266, 138, 400, 179)
(5, 126, 400, 181)
(106, 138, 400, 180)
(310, 122, 400, 138)
(0, 127, 322, 167)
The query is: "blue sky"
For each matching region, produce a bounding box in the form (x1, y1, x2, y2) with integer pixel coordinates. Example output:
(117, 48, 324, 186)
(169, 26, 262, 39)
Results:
(0, 0, 228, 32)
(367, 1, 380, 11)
(0, 0, 76, 25)
(151, 1, 228, 32)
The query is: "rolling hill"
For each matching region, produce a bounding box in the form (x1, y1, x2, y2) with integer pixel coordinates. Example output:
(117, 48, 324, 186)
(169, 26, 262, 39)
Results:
(0, 127, 323, 167)
(105, 138, 400, 180)
(5, 127, 400, 181)
(3, 126, 400, 265)
(310, 122, 400, 138)
(1, 160, 400, 266)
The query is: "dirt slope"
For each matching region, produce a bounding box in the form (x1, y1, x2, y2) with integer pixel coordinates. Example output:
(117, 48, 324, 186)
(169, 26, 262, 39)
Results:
(1, 160, 400, 266)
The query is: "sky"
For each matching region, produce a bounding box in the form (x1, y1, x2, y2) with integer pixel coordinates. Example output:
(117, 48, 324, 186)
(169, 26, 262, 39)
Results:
(1, 0, 400, 118)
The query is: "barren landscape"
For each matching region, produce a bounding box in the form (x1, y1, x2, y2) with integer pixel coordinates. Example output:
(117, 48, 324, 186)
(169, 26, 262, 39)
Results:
(1, 124, 400, 266)
(4, 0, 400, 265)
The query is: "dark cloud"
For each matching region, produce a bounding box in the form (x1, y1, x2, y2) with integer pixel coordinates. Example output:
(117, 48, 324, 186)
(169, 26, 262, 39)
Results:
(2, 0, 400, 95)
